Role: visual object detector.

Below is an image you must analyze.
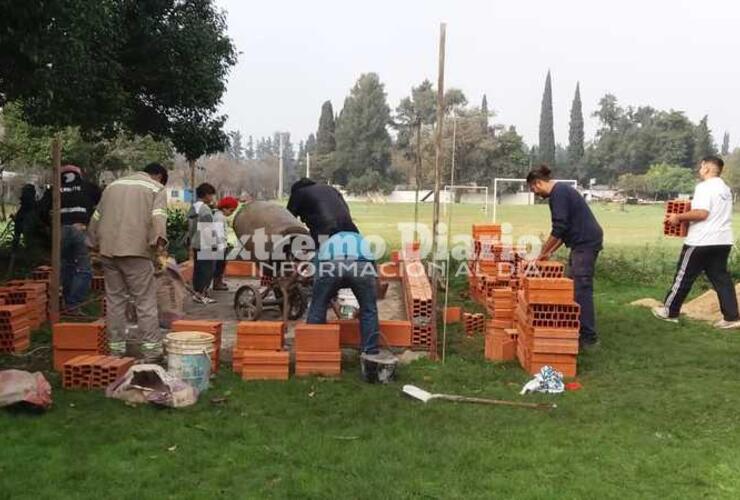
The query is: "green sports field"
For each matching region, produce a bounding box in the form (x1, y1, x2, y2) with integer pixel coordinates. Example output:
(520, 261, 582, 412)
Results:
(2, 202, 740, 498)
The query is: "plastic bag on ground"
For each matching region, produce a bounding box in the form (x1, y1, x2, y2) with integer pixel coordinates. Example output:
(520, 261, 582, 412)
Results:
(0, 370, 52, 410)
(105, 364, 197, 408)
(520, 366, 565, 395)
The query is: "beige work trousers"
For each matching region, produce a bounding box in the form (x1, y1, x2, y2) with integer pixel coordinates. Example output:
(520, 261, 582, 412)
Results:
(101, 256, 161, 351)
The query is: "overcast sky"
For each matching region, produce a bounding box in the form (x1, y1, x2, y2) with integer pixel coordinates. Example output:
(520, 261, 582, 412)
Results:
(217, 0, 739, 152)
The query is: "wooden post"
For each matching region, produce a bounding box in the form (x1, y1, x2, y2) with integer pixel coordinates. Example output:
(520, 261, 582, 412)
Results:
(429, 22, 446, 361)
(278, 133, 284, 200)
(49, 136, 62, 322)
(189, 158, 196, 204)
(413, 120, 422, 241)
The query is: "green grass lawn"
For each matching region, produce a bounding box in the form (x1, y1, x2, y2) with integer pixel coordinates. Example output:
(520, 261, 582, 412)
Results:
(3, 203, 740, 498)
(349, 201, 716, 248)
(2, 282, 740, 498)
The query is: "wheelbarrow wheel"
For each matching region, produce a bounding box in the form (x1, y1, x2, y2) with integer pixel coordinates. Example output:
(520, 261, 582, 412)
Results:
(234, 284, 263, 320)
(275, 286, 307, 320)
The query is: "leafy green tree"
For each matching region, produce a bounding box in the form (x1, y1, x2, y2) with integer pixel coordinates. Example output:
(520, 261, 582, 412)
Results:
(481, 94, 490, 131)
(722, 149, 740, 194)
(617, 173, 649, 196)
(245, 135, 255, 160)
(567, 83, 584, 164)
(334, 73, 392, 187)
(0, 102, 173, 183)
(693, 115, 716, 164)
(394, 79, 466, 185)
(316, 101, 336, 155)
(618, 163, 695, 199)
(314, 101, 336, 181)
(585, 94, 702, 183)
(226, 131, 244, 161)
(721, 132, 730, 156)
(538, 70, 555, 165)
(592, 94, 621, 133)
(1, 0, 237, 161)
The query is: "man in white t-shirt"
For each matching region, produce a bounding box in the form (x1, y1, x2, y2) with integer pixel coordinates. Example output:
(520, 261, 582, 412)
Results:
(653, 156, 739, 328)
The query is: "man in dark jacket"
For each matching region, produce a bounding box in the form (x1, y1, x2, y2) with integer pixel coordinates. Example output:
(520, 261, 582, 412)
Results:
(287, 178, 359, 246)
(58, 165, 101, 313)
(527, 165, 603, 348)
(287, 179, 383, 381)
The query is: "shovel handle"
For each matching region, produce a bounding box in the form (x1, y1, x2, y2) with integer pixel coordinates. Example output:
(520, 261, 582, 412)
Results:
(439, 394, 556, 410)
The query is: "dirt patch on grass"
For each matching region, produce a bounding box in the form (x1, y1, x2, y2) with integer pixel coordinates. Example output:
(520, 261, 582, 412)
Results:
(631, 284, 740, 322)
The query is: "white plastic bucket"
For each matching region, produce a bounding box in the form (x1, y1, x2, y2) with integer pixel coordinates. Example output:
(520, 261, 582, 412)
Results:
(165, 331, 215, 394)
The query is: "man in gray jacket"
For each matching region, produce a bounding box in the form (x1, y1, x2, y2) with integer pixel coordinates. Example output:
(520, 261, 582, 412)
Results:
(188, 183, 217, 304)
(88, 163, 168, 361)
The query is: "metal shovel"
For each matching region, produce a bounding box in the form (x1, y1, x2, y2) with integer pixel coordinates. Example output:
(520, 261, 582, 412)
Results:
(402, 384, 556, 410)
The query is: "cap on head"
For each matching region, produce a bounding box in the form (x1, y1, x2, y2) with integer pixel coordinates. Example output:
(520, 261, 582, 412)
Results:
(218, 196, 239, 210)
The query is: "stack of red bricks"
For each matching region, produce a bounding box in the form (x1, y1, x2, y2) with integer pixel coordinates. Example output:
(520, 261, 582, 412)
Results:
(664, 199, 691, 237)
(62, 354, 135, 389)
(0, 280, 49, 329)
(31, 266, 52, 281)
(52, 321, 108, 371)
(469, 229, 529, 305)
(468, 224, 502, 303)
(515, 277, 580, 377)
(294, 323, 341, 377)
(485, 322, 518, 361)
(171, 320, 223, 373)
(0, 305, 31, 353)
(462, 312, 485, 336)
(483, 261, 566, 362)
(233, 321, 289, 380)
(400, 255, 434, 349)
(484, 287, 517, 361)
(91, 275, 105, 292)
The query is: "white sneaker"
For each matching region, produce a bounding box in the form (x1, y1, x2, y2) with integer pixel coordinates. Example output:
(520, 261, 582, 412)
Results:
(651, 306, 679, 323)
(714, 319, 740, 330)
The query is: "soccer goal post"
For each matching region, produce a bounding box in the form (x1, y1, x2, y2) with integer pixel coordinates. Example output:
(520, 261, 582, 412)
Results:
(492, 178, 578, 222)
(443, 185, 489, 216)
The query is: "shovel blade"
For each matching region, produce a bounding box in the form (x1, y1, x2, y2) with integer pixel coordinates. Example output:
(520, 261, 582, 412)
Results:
(402, 384, 434, 403)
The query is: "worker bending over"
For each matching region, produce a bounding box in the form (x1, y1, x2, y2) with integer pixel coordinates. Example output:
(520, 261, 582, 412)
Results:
(88, 163, 169, 361)
(654, 156, 740, 328)
(288, 178, 383, 381)
(527, 165, 604, 349)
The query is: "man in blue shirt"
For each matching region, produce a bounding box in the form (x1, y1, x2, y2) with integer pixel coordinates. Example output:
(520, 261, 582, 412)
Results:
(288, 179, 382, 380)
(527, 165, 604, 348)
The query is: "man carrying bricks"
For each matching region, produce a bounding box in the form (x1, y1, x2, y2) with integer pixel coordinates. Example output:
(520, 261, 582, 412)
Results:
(288, 178, 384, 381)
(653, 156, 740, 328)
(527, 165, 604, 349)
(87, 163, 169, 362)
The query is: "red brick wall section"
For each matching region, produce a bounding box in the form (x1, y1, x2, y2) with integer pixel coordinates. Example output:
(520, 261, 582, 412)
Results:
(400, 259, 434, 349)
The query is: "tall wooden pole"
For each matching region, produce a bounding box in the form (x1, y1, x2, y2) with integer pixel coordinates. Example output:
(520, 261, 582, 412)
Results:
(189, 158, 196, 204)
(278, 133, 284, 199)
(306, 151, 311, 178)
(413, 120, 422, 241)
(430, 22, 446, 361)
(49, 136, 62, 322)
